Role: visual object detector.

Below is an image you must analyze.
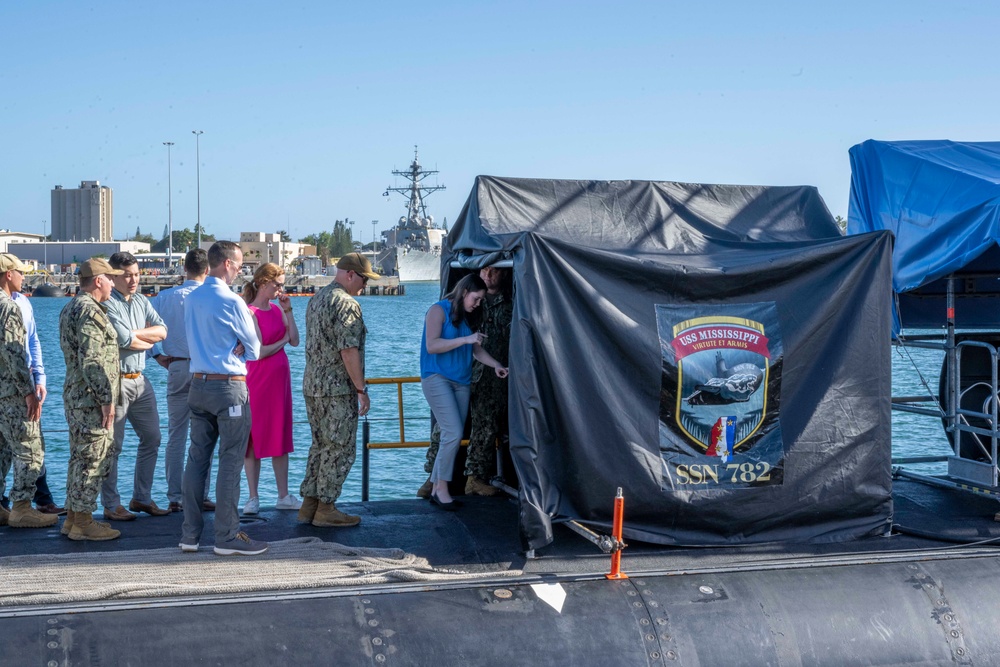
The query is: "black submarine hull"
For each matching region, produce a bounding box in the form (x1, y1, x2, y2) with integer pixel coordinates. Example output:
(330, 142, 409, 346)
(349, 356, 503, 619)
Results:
(5, 550, 997, 666)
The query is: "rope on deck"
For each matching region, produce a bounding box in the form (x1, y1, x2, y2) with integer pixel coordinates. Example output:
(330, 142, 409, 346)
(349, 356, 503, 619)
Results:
(0, 537, 521, 607)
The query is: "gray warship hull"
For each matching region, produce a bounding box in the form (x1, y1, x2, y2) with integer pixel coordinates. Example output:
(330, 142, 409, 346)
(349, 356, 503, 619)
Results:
(381, 247, 441, 282)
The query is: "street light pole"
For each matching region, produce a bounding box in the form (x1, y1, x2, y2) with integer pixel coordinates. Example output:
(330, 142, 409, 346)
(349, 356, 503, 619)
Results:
(163, 141, 175, 269)
(192, 130, 203, 249)
(266, 242, 272, 265)
(371, 220, 378, 264)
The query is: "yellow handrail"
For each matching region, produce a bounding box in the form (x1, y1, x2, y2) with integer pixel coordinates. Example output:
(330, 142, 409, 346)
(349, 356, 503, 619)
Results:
(367, 376, 422, 449)
(365, 376, 468, 449)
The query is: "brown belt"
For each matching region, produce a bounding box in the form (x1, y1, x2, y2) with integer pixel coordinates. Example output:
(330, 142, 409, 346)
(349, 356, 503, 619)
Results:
(192, 373, 246, 382)
(167, 357, 190, 366)
(122, 372, 142, 380)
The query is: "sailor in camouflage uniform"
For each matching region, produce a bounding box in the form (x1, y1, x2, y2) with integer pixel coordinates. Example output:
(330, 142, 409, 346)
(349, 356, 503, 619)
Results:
(420, 266, 513, 498)
(298, 253, 379, 528)
(0, 254, 56, 529)
(58, 258, 124, 541)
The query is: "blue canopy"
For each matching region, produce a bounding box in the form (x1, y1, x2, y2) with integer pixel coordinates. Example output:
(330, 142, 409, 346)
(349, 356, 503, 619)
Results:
(848, 139, 1000, 329)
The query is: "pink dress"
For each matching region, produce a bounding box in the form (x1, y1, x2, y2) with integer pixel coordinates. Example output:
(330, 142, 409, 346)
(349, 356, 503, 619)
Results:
(246, 304, 294, 458)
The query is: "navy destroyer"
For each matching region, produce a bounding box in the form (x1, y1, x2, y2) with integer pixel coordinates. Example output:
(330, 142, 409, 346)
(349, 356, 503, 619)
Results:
(379, 146, 446, 282)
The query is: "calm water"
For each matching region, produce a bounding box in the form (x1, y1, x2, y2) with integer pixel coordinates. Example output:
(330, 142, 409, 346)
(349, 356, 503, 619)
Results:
(5, 287, 952, 506)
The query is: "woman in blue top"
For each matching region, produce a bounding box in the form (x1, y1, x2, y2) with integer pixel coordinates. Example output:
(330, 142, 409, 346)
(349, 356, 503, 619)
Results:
(421, 274, 509, 509)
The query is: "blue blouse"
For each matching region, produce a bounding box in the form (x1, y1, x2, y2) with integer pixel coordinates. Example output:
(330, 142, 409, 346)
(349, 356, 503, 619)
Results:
(420, 299, 473, 383)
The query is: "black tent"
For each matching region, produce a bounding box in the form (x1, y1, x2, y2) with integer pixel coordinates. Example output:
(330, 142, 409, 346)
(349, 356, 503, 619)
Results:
(443, 177, 894, 550)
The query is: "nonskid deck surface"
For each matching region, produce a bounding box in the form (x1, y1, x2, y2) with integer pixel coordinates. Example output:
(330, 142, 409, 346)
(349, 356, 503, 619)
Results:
(4, 479, 1000, 667)
(3, 476, 1000, 584)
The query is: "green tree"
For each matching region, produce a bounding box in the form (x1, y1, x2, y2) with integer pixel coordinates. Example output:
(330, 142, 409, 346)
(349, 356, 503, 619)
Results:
(330, 219, 354, 257)
(834, 215, 847, 233)
(278, 229, 291, 242)
(302, 224, 354, 264)
(150, 227, 217, 253)
(300, 231, 334, 265)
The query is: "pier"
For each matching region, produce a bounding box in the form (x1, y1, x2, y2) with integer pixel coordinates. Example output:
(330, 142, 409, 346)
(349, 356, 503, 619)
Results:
(23, 272, 405, 297)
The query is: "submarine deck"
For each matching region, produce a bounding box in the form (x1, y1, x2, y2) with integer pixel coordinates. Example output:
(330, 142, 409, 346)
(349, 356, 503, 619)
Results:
(3, 476, 1000, 666)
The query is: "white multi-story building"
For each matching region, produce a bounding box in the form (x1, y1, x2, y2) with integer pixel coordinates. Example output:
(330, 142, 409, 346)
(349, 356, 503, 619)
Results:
(238, 232, 304, 271)
(51, 181, 114, 242)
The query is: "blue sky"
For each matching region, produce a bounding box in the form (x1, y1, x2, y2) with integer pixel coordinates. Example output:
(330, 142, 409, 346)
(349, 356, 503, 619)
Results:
(2, 1, 997, 243)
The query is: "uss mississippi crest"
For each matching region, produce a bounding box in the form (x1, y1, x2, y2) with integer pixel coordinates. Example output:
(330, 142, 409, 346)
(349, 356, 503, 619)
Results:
(657, 303, 784, 489)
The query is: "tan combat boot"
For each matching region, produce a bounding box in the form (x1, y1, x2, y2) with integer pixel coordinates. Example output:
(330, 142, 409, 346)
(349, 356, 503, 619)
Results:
(60, 510, 77, 536)
(297, 496, 319, 524)
(312, 502, 360, 527)
(465, 476, 498, 497)
(0, 505, 8, 526)
(68, 512, 121, 541)
(416, 476, 433, 499)
(8, 500, 59, 528)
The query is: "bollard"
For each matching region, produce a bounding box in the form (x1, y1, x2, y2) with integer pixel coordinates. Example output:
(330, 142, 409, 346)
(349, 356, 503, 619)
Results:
(605, 487, 628, 580)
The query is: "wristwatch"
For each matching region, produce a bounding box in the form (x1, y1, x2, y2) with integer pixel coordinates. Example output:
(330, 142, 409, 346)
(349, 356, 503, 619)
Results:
(356, 384, 368, 395)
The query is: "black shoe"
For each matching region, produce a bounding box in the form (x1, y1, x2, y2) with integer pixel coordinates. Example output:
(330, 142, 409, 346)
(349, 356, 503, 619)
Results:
(430, 492, 459, 512)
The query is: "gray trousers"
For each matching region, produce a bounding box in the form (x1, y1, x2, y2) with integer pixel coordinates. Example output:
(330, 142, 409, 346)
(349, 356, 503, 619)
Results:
(102, 375, 162, 508)
(421, 374, 470, 484)
(164, 359, 210, 503)
(182, 377, 251, 545)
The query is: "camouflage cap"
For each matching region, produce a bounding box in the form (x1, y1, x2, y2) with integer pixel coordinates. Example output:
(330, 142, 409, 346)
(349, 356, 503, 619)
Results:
(79, 257, 124, 278)
(337, 252, 380, 280)
(0, 253, 30, 273)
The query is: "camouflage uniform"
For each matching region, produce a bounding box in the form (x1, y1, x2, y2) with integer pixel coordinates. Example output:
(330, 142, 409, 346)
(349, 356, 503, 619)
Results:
(424, 290, 512, 479)
(300, 283, 366, 504)
(0, 290, 43, 503)
(59, 293, 121, 513)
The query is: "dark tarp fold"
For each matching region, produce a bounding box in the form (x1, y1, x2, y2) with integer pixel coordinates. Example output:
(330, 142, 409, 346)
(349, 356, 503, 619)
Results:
(444, 177, 893, 549)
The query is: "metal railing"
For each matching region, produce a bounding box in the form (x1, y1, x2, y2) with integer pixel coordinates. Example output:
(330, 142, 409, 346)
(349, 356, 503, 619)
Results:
(359, 376, 469, 501)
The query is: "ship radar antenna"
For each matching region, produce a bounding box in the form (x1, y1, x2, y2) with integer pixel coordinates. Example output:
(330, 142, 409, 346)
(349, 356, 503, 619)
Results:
(384, 146, 446, 231)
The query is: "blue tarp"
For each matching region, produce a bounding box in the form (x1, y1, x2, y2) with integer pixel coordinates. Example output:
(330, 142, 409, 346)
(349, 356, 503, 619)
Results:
(848, 140, 1000, 330)
(848, 140, 1000, 292)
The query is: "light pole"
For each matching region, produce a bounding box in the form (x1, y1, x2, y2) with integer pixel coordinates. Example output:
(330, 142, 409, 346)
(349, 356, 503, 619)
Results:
(266, 242, 272, 265)
(192, 130, 203, 249)
(42, 220, 47, 269)
(372, 220, 378, 253)
(163, 141, 175, 269)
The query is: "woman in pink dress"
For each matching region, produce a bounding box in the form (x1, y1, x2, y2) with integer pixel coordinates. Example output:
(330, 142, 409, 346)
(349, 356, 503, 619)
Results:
(241, 262, 301, 513)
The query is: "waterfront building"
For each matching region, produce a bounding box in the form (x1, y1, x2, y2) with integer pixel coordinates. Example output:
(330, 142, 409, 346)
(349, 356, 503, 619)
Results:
(238, 232, 305, 271)
(0, 230, 46, 253)
(9, 241, 150, 272)
(51, 181, 114, 242)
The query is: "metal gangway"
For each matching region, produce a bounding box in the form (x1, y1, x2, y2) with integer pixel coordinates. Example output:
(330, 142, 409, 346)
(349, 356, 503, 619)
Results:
(892, 276, 1000, 497)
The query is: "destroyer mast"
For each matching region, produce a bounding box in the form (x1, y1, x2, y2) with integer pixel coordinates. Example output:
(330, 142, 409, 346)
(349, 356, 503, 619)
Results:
(378, 146, 448, 280)
(382, 145, 446, 251)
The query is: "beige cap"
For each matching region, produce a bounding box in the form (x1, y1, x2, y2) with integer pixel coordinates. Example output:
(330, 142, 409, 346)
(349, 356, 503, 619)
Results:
(79, 257, 124, 278)
(336, 252, 380, 280)
(0, 253, 30, 273)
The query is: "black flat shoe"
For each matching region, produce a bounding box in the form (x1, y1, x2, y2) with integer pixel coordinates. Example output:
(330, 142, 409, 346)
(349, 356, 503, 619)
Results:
(430, 492, 458, 512)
